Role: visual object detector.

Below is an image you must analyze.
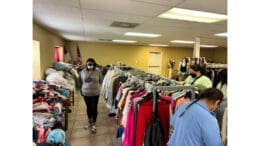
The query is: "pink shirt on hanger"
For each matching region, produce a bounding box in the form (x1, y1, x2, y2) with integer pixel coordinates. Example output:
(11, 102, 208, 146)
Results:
(123, 91, 147, 146)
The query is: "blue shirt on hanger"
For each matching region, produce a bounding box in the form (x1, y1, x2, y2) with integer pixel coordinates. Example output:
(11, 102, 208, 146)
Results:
(168, 100, 222, 146)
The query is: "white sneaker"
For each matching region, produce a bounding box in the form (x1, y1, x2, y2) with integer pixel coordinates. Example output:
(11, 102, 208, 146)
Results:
(84, 124, 91, 129)
(91, 125, 96, 133)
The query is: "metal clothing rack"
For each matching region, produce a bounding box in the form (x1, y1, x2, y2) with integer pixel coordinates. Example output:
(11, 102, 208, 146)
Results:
(152, 85, 198, 112)
(206, 63, 227, 69)
(154, 85, 198, 98)
(113, 65, 125, 75)
(160, 76, 181, 86)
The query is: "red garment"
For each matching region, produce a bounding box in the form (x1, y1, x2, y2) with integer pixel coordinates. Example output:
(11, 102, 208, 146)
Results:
(135, 100, 170, 146)
(123, 91, 147, 146)
(63, 99, 71, 106)
(33, 97, 47, 103)
(55, 47, 61, 62)
(159, 94, 172, 103)
(35, 126, 45, 143)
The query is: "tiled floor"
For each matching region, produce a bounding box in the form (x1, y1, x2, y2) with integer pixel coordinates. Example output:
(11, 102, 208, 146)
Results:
(66, 91, 119, 146)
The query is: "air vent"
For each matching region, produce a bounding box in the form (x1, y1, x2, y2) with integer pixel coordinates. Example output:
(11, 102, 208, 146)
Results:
(110, 21, 139, 28)
(98, 39, 112, 41)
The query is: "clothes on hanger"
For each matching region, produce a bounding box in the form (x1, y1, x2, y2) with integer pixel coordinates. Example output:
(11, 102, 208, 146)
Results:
(101, 66, 198, 146)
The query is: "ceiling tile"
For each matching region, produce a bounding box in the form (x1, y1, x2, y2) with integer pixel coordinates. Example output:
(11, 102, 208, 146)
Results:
(81, 0, 170, 17)
(83, 9, 152, 24)
(131, 0, 184, 6)
(34, 0, 80, 8)
(34, 0, 83, 36)
(33, 0, 227, 48)
(177, 0, 227, 14)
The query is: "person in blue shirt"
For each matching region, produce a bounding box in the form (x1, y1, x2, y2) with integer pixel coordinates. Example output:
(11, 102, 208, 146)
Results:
(168, 88, 224, 146)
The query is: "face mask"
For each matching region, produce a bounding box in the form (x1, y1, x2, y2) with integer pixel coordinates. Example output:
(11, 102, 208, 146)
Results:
(86, 63, 94, 69)
(182, 59, 186, 67)
(87, 65, 94, 69)
(190, 73, 197, 78)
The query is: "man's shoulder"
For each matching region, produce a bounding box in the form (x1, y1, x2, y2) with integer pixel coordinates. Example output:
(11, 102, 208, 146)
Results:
(200, 75, 211, 81)
(192, 104, 215, 121)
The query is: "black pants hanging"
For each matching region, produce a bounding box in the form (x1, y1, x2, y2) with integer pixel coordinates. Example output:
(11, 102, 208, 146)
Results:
(83, 95, 99, 123)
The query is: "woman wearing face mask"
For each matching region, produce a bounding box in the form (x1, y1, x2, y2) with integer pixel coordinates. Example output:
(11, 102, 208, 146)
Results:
(80, 58, 103, 133)
(183, 64, 212, 93)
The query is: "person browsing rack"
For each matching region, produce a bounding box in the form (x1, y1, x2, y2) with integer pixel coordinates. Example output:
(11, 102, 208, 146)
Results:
(168, 88, 224, 146)
(183, 64, 212, 93)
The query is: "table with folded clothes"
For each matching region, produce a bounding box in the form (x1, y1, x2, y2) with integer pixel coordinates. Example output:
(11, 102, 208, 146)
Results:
(52, 61, 79, 78)
(33, 80, 71, 146)
(45, 68, 76, 106)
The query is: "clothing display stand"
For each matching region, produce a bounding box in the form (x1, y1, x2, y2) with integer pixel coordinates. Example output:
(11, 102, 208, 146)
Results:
(154, 85, 198, 100)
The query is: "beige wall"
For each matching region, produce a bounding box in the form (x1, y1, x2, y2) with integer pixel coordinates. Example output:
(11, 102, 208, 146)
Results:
(200, 48, 215, 62)
(214, 48, 227, 63)
(33, 23, 65, 79)
(32, 23, 226, 79)
(65, 41, 226, 77)
(33, 40, 41, 80)
(33, 23, 227, 78)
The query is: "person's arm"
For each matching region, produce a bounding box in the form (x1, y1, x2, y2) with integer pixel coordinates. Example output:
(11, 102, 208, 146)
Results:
(178, 62, 182, 74)
(79, 70, 84, 96)
(98, 69, 103, 85)
(183, 75, 192, 85)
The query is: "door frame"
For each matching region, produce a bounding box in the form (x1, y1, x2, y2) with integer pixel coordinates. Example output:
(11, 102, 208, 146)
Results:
(148, 51, 162, 75)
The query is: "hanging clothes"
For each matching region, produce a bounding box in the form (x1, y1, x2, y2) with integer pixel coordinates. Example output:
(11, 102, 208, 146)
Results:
(122, 91, 147, 146)
(135, 100, 170, 146)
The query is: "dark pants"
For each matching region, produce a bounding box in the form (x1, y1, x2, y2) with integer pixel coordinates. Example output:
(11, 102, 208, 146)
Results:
(83, 96, 99, 123)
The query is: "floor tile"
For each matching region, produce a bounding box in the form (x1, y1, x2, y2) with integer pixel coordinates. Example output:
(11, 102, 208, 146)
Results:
(69, 137, 93, 146)
(67, 91, 118, 145)
(70, 128, 94, 139)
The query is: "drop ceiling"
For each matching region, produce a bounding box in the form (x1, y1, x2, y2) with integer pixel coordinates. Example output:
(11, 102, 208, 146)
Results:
(33, 0, 227, 48)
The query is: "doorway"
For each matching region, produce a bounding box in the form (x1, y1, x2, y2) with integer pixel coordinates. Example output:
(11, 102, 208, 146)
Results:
(148, 51, 162, 75)
(32, 40, 41, 80)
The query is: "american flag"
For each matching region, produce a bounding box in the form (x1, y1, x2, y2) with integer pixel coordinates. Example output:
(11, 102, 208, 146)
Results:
(64, 47, 71, 62)
(75, 44, 82, 65)
(76, 44, 81, 58)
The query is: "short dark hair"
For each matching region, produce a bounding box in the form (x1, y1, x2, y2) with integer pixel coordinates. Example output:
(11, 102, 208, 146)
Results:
(179, 88, 223, 117)
(191, 64, 206, 75)
(199, 88, 224, 102)
(86, 58, 97, 70)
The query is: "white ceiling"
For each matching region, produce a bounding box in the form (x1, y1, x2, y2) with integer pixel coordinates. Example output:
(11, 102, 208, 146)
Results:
(33, 0, 227, 48)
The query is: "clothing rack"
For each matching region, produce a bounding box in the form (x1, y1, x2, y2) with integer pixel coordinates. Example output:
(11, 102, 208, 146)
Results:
(154, 85, 198, 97)
(206, 63, 227, 69)
(160, 76, 181, 86)
(113, 65, 125, 75)
(151, 85, 198, 112)
(114, 65, 185, 92)
(114, 65, 197, 98)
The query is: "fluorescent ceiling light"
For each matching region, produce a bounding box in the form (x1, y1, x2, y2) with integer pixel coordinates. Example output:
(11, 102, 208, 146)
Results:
(124, 32, 161, 37)
(170, 40, 195, 44)
(200, 45, 218, 48)
(112, 39, 137, 43)
(215, 32, 227, 37)
(158, 8, 227, 23)
(149, 44, 169, 47)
